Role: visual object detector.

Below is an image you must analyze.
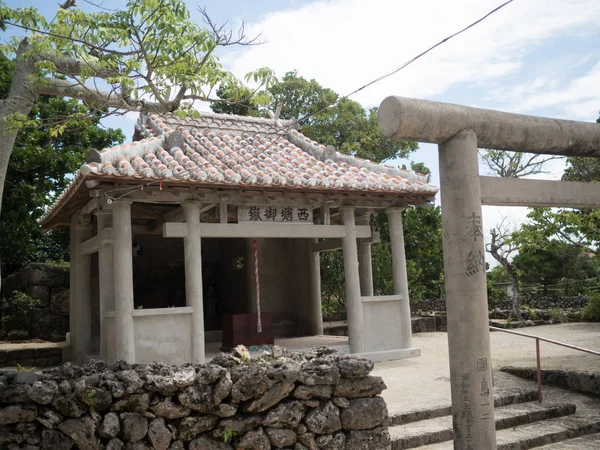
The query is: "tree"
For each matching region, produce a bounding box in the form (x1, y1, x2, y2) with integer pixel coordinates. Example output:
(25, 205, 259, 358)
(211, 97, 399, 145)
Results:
(486, 265, 510, 309)
(272, 72, 418, 162)
(562, 112, 600, 182)
(0, 0, 274, 212)
(373, 200, 444, 300)
(210, 85, 259, 117)
(513, 241, 597, 296)
(0, 54, 124, 275)
(0, 0, 274, 283)
(480, 150, 560, 178)
(213, 71, 418, 163)
(481, 144, 567, 317)
(486, 218, 523, 318)
(483, 112, 600, 313)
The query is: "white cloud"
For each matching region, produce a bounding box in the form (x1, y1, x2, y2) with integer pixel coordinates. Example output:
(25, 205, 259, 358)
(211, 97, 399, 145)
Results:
(505, 62, 600, 119)
(222, 0, 600, 108)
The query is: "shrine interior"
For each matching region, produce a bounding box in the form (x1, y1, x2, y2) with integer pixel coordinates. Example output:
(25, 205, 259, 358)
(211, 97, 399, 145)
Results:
(84, 200, 321, 345)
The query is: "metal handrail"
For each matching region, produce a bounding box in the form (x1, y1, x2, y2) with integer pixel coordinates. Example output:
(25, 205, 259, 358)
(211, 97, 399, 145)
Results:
(489, 325, 600, 402)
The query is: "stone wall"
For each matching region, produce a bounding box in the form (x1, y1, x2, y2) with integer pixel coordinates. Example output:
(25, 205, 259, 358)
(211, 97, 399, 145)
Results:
(1, 264, 70, 341)
(0, 346, 391, 449)
(323, 316, 447, 337)
(412, 299, 446, 312)
(413, 296, 589, 313)
(506, 295, 588, 310)
(501, 367, 600, 398)
(0, 347, 63, 369)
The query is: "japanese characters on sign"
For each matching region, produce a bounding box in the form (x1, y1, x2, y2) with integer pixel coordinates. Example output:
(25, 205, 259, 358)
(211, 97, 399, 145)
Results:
(238, 206, 313, 224)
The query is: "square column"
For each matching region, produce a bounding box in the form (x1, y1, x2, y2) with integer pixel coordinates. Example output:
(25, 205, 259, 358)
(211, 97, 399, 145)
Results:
(358, 243, 374, 296)
(69, 213, 91, 363)
(96, 209, 114, 361)
(357, 213, 374, 297)
(308, 238, 324, 335)
(112, 199, 135, 363)
(182, 201, 205, 364)
(341, 207, 364, 353)
(387, 207, 413, 349)
(439, 129, 496, 449)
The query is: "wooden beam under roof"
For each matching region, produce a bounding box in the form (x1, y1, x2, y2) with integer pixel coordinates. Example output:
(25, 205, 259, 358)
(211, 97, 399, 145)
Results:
(163, 222, 373, 239)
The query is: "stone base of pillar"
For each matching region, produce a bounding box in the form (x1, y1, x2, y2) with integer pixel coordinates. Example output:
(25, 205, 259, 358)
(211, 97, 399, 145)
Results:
(355, 347, 421, 362)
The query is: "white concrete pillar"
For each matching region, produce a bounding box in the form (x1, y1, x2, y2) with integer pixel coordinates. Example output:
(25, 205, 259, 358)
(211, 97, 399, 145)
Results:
(112, 199, 135, 363)
(96, 209, 114, 361)
(357, 214, 374, 297)
(341, 207, 364, 353)
(358, 243, 374, 297)
(308, 239, 324, 335)
(387, 208, 413, 349)
(69, 213, 92, 363)
(439, 129, 496, 449)
(182, 201, 205, 364)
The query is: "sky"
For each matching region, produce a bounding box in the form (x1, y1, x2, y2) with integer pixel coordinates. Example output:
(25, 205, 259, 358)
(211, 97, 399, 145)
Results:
(5, 0, 600, 258)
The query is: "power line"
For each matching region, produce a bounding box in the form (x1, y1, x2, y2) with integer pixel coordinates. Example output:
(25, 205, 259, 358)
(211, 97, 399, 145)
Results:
(271, 0, 516, 136)
(344, 0, 515, 100)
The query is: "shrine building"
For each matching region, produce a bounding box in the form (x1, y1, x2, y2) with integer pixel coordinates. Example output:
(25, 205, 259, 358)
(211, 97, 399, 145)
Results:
(40, 112, 438, 365)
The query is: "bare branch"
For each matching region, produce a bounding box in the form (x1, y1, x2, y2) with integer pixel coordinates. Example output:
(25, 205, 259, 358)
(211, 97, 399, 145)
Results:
(198, 7, 264, 47)
(486, 217, 522, 317)
(480, 150, 562, 178)
(80, 0, 117, 11)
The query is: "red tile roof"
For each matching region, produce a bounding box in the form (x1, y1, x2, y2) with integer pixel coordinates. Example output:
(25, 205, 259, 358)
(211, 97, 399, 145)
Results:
(41, 112, 438, 224)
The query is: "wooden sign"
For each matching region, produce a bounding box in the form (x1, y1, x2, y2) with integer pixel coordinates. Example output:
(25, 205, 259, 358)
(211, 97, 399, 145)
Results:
(238, 205, 313, 224)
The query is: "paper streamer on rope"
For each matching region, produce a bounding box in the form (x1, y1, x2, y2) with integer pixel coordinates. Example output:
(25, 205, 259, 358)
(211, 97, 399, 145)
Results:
(253, 238, 262, 333)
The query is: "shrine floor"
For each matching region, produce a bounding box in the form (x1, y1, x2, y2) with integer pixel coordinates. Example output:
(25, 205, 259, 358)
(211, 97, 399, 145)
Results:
(204, 334, 350, 359)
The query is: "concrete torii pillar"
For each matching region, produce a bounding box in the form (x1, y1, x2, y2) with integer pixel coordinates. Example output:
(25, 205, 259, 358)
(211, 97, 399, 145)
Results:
(378, 95, 600, 449)
(112, 199, 135, 363)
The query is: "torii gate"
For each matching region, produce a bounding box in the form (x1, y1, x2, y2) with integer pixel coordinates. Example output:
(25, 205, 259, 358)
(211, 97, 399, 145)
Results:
(378, 96, 600, 449)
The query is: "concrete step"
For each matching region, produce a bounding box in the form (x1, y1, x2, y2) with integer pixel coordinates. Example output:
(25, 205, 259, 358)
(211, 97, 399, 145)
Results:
(535, 433, 600, 449)
(412, 413, 600, 450)
(390, 402, 576, 449)
(390, 387, 539, 426)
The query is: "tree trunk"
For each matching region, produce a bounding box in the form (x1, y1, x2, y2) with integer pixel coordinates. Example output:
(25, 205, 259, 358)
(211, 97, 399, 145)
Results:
(0, 40, 39, 289)
(491, 257, 521, 319)
(508, 266, 521, 319)
(489, 235, 522, 319)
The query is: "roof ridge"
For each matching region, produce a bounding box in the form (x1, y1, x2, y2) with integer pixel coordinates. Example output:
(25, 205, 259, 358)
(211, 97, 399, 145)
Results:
(287, 129, 431, 185)
(151, 111, 298, 128)
(83, 136, 166, 169)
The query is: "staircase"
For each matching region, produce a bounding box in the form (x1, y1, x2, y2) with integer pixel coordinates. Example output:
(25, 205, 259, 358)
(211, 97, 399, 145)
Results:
(388, 372, 600, 449)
